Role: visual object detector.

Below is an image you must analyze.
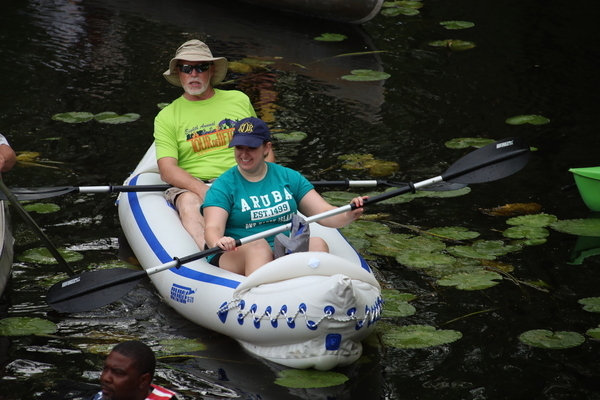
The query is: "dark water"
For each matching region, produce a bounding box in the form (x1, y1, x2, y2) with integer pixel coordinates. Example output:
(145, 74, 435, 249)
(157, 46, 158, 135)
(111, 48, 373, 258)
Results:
(2, 0, 600, 398)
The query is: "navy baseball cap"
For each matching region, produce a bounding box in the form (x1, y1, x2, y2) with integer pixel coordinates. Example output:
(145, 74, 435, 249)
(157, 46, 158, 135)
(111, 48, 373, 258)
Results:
(229, 117, 272, 148)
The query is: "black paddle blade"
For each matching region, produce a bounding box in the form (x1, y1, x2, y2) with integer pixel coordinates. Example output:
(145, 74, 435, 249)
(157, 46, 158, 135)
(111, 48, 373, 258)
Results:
(46, 268, 146, 313)
(442, 137, 531, 184)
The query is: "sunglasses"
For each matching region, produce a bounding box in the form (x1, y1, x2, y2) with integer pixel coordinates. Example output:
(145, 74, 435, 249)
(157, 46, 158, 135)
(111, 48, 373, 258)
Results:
(177, 63, 212, 74)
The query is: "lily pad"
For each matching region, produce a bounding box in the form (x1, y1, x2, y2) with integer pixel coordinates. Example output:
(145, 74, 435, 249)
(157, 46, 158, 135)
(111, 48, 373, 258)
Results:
(341, 69, 391, 81)
(340, 220, 391, 238)
(437, 271, 503, 290)
(274, 369, 349, 388)
(481, 203, 542, 217)
(578, 297, 600, 313)
(587, 326, 600, 339)
(315, 33, 347, 42)
(321, 191, 359, 207)
(52, 112, 94, 123)
(445, 137, 496, 149)
(440, 21, 475, 30)
(505, 115, 550, 125)
(158, 338, 206, 354)
(22, 203, 60, 214)
(272, 131, 307, 142)
(157, 103, 170, 110)
(382, 325, 462, 349)
(370, 235, 445, 258)
(429, 39, 476, 51)
(427, 226, 480, 241)
(506, 213, 558, 227)
(396, 251, 456, 269)
(425, 186, 472, 198)
(503, 226, 549, 240)
(0, 317, 57, 336)
(94, 112, 140, 124)
(17, 247, 84, 264)
(519, 329, 585, 349)
(550, 219, 600, 237)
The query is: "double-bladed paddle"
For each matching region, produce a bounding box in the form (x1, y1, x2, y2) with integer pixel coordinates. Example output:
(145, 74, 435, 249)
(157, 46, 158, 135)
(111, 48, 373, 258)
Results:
(46, 137, 531, 313)
(0, 180, 464, 201)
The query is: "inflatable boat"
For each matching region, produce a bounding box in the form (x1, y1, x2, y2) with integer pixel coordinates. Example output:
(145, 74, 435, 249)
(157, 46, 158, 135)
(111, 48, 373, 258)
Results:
(117, 144, 383, 370)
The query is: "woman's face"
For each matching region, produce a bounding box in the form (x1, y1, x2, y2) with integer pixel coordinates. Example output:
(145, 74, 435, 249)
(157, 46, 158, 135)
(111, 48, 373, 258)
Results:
(234, 143, 271, 173)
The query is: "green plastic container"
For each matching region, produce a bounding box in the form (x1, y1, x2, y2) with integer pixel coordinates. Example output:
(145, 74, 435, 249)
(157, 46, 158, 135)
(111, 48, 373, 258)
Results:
(570, 167, 600, 211)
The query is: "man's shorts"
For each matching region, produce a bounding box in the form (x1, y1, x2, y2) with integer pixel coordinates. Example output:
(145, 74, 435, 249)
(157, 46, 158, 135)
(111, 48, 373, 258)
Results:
(164, 178, 214, 209)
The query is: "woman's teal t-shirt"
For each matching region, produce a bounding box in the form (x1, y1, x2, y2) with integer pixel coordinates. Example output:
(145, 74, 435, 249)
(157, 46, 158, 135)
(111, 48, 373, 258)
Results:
(202, 162, 313, 247)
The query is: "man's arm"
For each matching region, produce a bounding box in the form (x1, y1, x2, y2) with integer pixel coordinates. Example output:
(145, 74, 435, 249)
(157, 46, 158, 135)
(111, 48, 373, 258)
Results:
(0, 144, 16, 173)
(157, 157, 210, 200)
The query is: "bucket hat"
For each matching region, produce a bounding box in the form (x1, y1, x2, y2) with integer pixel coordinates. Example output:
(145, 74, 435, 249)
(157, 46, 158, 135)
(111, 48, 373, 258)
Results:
(163, 39, 228, 87)
(229, 117, 272, 148)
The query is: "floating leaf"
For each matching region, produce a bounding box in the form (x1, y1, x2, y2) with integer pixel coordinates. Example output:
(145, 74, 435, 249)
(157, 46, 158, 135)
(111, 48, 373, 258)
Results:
(274, 369, 349, 388)
(367, 233, 416, 257)
(159, 338, 206, 354)
(52, 112, 94, 123)
(506, 214, 558, 227)
(445, 137, 496, 149)
(314, 33, 347, 42)
(381, 7, 420, 16)
(272, 131, 307, 142)
(550, 219, 600, 237)
(427, 226, 480, 241)
(22, 203, 60, 214)
(382, 325, 462, 349)
(383, 1, 423, 8)
(341, 69, 391, 81)
(340, 220, 391, 238)
(0, 317, 57, 336)
(321, 191, 359, 206)
(519, 330, 585, 349)
(396, 251, 456, 268)
(480, 203, 542, 217)
(505, 115, 550, 125)
(503, 226, 549, 240)
(429, 39, 476, 51)
(94, 112, 140, 124)
(587, 326, 600, 339)
(579, 297, 600, 313)
(424, 259, 484, 278)
(17, 247, 84, 264)
(228, 61, 254, 73)
(437, 271, 503, 290)
(369, 160, 400, 177)
(440, 21, 475, 30)
(382, 289, 417, 317)
(424, 186, 472, 198)
(157, 102, 170, 110)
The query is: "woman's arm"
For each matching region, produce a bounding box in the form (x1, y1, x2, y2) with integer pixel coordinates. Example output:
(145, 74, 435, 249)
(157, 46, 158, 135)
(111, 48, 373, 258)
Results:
(0, 144, 16, 172)
(203, 206, 237, 251)
(298, 189, 367, 228)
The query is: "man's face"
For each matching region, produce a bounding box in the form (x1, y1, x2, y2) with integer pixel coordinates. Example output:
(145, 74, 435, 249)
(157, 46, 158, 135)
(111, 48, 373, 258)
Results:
(99, 351, 149, 400)
(178, 60, 214, 99)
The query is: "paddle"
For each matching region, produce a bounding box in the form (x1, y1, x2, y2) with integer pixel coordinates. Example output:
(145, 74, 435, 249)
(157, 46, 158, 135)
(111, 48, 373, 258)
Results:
(0, 179, 75, 277)
(0, 180, 464, 201)
(46, 137, 530, 313)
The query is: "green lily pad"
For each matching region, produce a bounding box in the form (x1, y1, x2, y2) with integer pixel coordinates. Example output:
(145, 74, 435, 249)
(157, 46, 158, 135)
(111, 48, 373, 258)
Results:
(396, 251, 456, 269)
(340, 220, 391, 238)
(22, 203, 60, 214)
(519, 329, 585, 349)
(382, 289, 417, 317)
(51, 112, 94, 123)
(158, 338, 206, 354)
(424, 186, 472, 198)
(587, 326, 600, 339)
(505, 115, 550, 125)
(382, 325, 462, 349)
(429, 40, 476, 51)
(423, 259, 484, 278)
(94, 112, 140, 124)
(445, 138, 496, 149)
(437, 271, 503, 290)
(315, 33, 347, 42)
(0, 317, 57, 336)
(550, 219, 600, 237)
(370, 235, 445, 258)
(321, 191, 359, 207)
(503, 226, 549, 240)
(158, 103, 170, 110)
(341, 69, 391, 81)
(440, 21, 475, 30)
(17, 247, 84, 264)
(506, 213, 558, 227)
(427, 226, 480, 240)
(272, 131, 308, 142)
(381, 7, 420, 16)
(578, 297, 600, 313)
(274, 369, 349, 388)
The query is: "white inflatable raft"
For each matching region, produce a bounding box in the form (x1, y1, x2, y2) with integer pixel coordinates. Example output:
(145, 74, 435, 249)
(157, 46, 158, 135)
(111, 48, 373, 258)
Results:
(117, 144, 382, 370)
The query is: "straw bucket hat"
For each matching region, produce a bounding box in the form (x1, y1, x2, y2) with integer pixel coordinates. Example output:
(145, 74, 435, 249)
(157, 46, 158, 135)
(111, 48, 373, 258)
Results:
(163, 39, 228, 87)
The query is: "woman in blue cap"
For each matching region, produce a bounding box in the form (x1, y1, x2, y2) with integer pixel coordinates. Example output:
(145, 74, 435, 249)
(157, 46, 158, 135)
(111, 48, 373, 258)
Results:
(202, 117, 367, 276)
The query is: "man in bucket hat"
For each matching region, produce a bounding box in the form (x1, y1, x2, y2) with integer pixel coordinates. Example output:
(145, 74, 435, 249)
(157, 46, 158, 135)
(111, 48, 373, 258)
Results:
(154, 39, 274, 249)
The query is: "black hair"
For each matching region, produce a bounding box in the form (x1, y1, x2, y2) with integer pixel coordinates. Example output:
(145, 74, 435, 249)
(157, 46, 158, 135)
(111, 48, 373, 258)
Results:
(111, 340, 156, 379)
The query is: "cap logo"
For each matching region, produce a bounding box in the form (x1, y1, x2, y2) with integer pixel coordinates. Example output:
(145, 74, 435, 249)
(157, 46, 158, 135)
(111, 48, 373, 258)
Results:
(237, 121, 255, 134)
